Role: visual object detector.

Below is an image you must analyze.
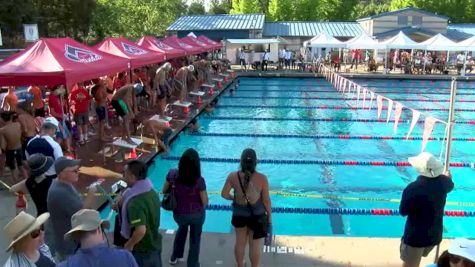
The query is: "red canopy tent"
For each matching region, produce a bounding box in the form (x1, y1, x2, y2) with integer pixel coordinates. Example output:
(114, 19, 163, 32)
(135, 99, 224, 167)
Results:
(94, 37, 165, 68)
(197, 35, 223, 50)
(181, 36, 213, 53)
(0, 38, 129, 87)
(136, 36, 186, 60)
(162, 36, 202, 55)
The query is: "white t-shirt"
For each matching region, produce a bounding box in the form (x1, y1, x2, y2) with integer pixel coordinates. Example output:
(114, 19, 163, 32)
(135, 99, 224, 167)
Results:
(26, 135, 64, 176)
(457, 54, 465, 64)
(263, 53, 270, 61)
(285, 51, 292, 60)
(239, 51, 246, 60)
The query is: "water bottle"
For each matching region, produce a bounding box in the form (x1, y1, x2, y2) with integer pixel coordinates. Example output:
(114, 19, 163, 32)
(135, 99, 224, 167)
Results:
(264, 223, 273, 246)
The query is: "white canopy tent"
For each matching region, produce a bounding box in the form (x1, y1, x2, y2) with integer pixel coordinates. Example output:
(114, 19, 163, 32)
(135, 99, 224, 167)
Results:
(458, 36, 475, 51)
(345, 33, 386, 49)
(303, 32, 346, 48)
(379, 31, 426, 50)
(419, 33, 464, 51)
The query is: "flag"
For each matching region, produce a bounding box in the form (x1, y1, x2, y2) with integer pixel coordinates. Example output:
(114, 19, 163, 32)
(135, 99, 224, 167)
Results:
(421, 117, 437, 151)
(369, 91, 375, 110)
(356, 86, 361, 107)
(386, 99, 393, 123)
(393, 102, 404, 133)
(377, 95, 383, 119)
(406, 109, 421, 140)
(362, 87, 367, 109)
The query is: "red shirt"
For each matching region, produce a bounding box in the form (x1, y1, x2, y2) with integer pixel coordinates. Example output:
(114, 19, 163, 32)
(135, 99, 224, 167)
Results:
(69, 87, 91, 114)
(113, 78, 125, 90)
(48, 94, 63, 119)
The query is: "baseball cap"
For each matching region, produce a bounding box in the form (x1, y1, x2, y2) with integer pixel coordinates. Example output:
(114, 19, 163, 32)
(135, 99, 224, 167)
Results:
(43, 117, 59, 128)
(448, 238, 475, 262)
(54, 156, 81, 175)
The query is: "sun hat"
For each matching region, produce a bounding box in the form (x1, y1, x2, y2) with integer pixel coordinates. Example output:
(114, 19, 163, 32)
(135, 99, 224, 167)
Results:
(64, 209, 108, 240)
(43, 116, 59, 128)
(4, 211, 50, 251)
(54, 156, 81, 175)
(28, 154, 54, 177)
(448, 238, 475, 262)
(408, 152, 444, 178)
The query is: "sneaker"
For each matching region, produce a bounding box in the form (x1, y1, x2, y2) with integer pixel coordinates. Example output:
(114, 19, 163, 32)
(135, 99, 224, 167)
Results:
(168, 258, 184, 265)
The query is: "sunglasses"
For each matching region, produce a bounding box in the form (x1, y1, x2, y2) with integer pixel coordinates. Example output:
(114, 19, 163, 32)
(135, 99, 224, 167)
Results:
(30, 225, 45, 239)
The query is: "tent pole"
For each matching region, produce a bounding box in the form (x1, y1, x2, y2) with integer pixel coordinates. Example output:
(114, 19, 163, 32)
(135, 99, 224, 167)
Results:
(461, 50, 468, 77)
(444, 77, 457, 170)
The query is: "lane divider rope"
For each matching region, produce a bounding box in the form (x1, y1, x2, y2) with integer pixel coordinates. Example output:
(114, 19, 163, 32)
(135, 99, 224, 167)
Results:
(161, 156, 474, 167)
(235, 89, 475, 95)
(217, 104, 475, 112)
(222, 96, 475, 103)
(205, 204, 475, 216)
(189, 132, 475, 141)
(202, 116, 475, 125)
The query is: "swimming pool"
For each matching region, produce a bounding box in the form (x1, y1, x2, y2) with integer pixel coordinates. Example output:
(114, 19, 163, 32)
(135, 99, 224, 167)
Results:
(146, 77, 475, 238)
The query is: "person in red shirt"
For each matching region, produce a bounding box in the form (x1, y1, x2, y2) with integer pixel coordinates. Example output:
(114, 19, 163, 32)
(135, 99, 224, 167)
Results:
(69, 84, 92, 144)
(28, 86, 45, 117)
(2, 87, 18, 112)
(48, 85, 72, 152)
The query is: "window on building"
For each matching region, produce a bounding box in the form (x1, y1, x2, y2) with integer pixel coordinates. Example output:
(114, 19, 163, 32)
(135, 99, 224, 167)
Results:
(398, 16, 408, 26)
(412, 16, 422, 26)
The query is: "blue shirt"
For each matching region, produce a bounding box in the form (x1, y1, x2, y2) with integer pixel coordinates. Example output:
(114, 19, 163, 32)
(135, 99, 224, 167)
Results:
(57, 243, 138, 267)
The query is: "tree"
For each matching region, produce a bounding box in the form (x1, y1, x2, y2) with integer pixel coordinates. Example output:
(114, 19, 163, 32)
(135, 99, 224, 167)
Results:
(268, 0, 294, 21)
(187, 0, 206, 15)
(209, 0, 232, 14)
(351, 0, 390, 20)
(230, 0, 265, 14)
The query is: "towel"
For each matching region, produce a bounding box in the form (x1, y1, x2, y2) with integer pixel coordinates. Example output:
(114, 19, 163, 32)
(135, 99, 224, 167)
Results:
(120, 178, 153, 239)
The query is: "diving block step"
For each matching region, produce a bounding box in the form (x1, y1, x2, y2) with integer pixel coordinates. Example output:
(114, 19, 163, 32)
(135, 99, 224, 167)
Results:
(189, 91, 205, 96)
(226, 69, 236, 78)
(172, 101, 192, 107)
(113, 137, 143, 149)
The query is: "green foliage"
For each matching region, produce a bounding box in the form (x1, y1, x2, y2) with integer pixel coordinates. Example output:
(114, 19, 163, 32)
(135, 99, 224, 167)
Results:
(209, 0, 233, 14)
(91, 0, 187, 41)
(188, 1, 206, 15)
(230, 0, 264, 14)
(351, 0, 391, 20)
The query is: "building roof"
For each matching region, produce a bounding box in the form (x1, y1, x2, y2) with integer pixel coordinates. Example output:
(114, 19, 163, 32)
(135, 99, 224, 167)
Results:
(373, 26, 436, 40)
(263, 22, 364, 37)
(167, 14, 265, 31)
(445, 29, 473, 42)
(448, 24, 475, 36)
(357, 7, 449, 22)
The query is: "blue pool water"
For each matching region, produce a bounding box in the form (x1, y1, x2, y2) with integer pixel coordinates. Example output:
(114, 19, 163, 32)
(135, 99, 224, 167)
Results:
(125, 77, 475, 238)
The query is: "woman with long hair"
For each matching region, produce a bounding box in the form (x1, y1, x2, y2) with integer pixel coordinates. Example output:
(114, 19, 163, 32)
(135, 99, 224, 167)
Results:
(162, 148, 208, 267)
(221, 148, 272, 267)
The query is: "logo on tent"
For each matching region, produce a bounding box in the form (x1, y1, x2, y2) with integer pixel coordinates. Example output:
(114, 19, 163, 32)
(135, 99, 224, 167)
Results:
(64, 45, 102, 63)
(122, 42, 148, 55)
(153, 40, 173, 51)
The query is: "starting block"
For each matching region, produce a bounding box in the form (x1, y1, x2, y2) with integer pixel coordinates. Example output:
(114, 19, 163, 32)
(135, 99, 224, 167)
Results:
(201, 83, 215, 89)
(212, 78, 223, 88)
(113, 137, 143, 149)
(189, 91, 205, 96)
(173, 100, 192, 114)
(226, 69, 236, 78)
(149, 114, 172, 123)
(219, 73, 230, 82)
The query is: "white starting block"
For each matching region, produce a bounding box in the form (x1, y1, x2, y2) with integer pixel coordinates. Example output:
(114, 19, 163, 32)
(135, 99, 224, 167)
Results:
(112, 137, 143, 149)
(201, 83, 215, 88)
(149, 114, 172, 123)
(172, 101, 192, 107)
(219, 73, 230, 78)
(189, 91, 205, 96)
(212, 78, 223, 83)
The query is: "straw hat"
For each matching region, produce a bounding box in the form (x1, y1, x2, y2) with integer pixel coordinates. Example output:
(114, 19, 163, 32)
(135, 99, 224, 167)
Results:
(4, 212, 50, 251)
(449, 238, 475, 262)
(64, 209, 108, 240)
(408, 152, 444, 178)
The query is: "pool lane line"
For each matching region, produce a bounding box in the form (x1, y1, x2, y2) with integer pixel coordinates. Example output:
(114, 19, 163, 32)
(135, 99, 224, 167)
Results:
(238, 84, 475, 90)
(222, 96, 475, 103)
(201, 117, 475, 125)
(205, 204, 474, 216)
(160, 156, 474, 167)
(189, 133, 475, 142)
(235, 89, 475, 95)
(216, 104, 475, 112)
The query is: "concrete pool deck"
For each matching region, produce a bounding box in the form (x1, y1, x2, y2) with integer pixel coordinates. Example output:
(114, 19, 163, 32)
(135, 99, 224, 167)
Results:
(0, 191, 452, 266)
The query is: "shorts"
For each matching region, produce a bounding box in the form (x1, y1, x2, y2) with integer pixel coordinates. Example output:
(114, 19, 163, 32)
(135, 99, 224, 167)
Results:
(400, 240, 434, 267)
(5, 149, 23, 170)
(157, 84, 167, 100)
(95, 106, 106, 121)
(111, 99, 128, 117)
(231, 214, 267, 239)
(34, 107, 45, 117)
(74, 113, 89, 125)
